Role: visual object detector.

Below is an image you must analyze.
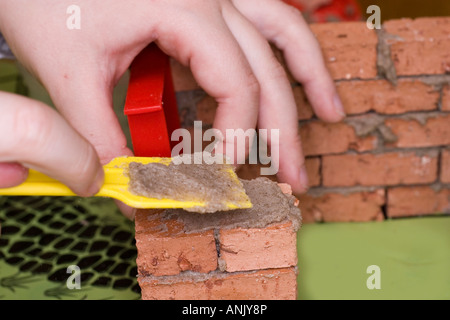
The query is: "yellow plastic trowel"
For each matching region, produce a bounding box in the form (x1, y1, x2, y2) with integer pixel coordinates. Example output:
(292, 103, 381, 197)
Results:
(0, 156, 252, 211)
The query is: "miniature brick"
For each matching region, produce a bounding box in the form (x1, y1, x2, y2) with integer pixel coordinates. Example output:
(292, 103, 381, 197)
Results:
(383, 17, 450, 76)
(299, 120, 378, 156)
(384, 114, 450, 148)
(441, 149, 450, 184)
(218, 221, 298, 273)
(138, 267, 298, 300)
(322, 151, 438, 187)
(336, 79, 440, 115)
(299, 189, 385, 223)
(387, 186, 450, 217)
(135, 180, 301, 300)
(135, 209, 218, 276)
(310, 21, 378, 80)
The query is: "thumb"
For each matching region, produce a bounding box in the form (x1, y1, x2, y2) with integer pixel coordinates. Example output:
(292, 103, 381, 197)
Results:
(0, 91, 104, 196)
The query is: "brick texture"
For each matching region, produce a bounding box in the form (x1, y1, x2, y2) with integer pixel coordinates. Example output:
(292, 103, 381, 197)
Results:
(383, 17, 450, 76)
(310, 21, 378, 80)
(322, 151, 438, 187)
(168, 17, 450, 223)
(300, 121, 377, 156)
(441, 149, 450, 183)
(443, 85, 450, 111)
(336, 79, 440, 115)
(384, 114, 450, 148)
(388, 186, 450, 217)
(299, 189, 385, 223)
(139, 267, 298, 300)
(135, 210, 218, 276)
(134, 16, 450, 301)
(136, 183, 300, 299)
(304, 157, 321, 187)
(218, 221, 297, 272)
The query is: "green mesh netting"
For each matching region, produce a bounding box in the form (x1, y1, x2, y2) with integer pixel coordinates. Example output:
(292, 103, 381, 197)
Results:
(0, 196, 140, 300)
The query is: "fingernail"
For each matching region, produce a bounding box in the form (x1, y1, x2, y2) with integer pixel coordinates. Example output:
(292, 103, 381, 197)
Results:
(333, 93, 346, 118)
(299, 165, 309, 192)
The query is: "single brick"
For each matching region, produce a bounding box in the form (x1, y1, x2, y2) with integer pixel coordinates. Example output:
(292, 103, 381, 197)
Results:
(298, 189, 385, 223)
(310, 21, 378, 80)
(384, 114, 450, 148)
(388, 186, 450, 217)
(322, 151, 438, 187)
(441, 149, 450, 183)
(139, 267, 298, 300)
(384, 17, 450, 76)
(135, 209, 218, 276)
(218, 221, 297, 273)
(336, 79, 440, 115)
(443, 85, 450, 111)
(299, 120, 377, 156)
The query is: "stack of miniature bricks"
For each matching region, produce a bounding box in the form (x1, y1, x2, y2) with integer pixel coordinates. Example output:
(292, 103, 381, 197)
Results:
(135, 183, 299, 300)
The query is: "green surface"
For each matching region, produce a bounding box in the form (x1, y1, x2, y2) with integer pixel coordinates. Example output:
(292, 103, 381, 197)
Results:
(297, 216, 450, 300)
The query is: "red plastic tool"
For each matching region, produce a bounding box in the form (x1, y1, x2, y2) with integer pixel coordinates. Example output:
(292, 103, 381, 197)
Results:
(124, 44, 180, 157)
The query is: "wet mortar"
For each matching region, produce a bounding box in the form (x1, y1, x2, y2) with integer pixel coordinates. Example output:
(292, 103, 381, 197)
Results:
(127, 154, 250, 213)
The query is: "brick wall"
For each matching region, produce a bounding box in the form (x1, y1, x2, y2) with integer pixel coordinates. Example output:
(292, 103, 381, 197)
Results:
(170, 16, 450, 224)
(136, 182, 300, 300)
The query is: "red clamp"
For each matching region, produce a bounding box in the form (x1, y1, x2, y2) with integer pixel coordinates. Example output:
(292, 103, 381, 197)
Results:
(124, 44, 180, 157)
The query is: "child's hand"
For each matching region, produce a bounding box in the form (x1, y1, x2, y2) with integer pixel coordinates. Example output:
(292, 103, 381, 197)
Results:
(0, 92, 104, 196)
(0, 0, 344, 196)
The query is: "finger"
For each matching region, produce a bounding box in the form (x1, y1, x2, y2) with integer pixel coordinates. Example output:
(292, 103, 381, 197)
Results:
(0, 0, 133, 163)
(0, 92, 104, 196)
(0, 162, 28, 188)
(31, 39, 136, 218)
(154, 3, 260, 164)
(43, 65, 133, 164)
(42, 54, 137, 217)
(233, 0, 345, 123)
(221, 2, 308, 193)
